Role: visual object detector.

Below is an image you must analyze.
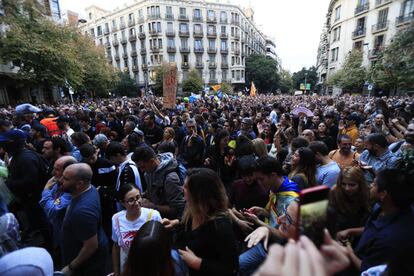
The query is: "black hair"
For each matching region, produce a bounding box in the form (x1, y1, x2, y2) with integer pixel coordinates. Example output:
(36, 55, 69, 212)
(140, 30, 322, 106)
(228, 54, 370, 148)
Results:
(291, 137, 309, 152)
(158, 141, 176, 155)
(214, 129, 230, 153)
(117, 183, 140, 201)
(79, 143, 95, 159)
(126, 132, 141, 153)
(256, 155, 284, 176)
(366, 133, 388, 148)
(235, 135, 255, 158)
(237, 155, 258, 175)
(132, 146, 156, 163)
(51, 137, 70, 155)
(337, 134, 351, 144)
(309, 141, 329, 156)
(376, 169, 414, 209)
(70, 132, 90, 147)
(105, 141, 126, 158)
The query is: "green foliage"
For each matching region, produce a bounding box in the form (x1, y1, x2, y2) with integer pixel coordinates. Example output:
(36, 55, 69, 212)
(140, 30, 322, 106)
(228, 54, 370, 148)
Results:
(0, 0, 117, 97)
(291, 66, 318, 91)
(279, 69, 293, 94)
(370, 23, 414, 92)
(112, 72, 139, 97)
(151, 65, 167, 96)
(182, 69, 203, 93)
(220, 82, 232, 94)
(245, 54, 280, 93)
(327, 51, 367, 93)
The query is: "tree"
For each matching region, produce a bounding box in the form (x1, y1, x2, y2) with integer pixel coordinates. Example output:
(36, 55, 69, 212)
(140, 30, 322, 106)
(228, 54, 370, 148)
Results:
(279, 69, 293, 94)
(112, 72, 139, 97)
(220, 82, 232, 94)
(182, 69, 203, 94)
(245, 54, 280, 93)
(291, 66, 318, 91)
(151, 64, 168, 96)
(370, 23, 414, 93)
(327, 51, 367, 93)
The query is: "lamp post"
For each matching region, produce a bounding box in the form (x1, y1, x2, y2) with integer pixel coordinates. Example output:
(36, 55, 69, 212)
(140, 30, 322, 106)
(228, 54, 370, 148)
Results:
(204, 59, 210, 94)
(304, 72, 308, 94)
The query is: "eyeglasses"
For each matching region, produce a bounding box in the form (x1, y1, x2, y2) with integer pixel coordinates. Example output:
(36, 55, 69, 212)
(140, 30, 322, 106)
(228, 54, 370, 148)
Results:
(276, 206, 294, 225)
(124, 195, 142, 205)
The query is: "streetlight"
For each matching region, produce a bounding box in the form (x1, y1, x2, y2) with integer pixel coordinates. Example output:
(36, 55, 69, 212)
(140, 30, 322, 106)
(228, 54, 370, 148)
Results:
(304, 72, 308, 94)
(204, 59, 210, 94)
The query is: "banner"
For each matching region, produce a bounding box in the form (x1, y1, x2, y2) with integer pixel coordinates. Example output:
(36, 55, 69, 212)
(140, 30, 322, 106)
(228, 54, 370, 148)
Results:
(163, 63, 177, 109)
(250, 81, 257, 97)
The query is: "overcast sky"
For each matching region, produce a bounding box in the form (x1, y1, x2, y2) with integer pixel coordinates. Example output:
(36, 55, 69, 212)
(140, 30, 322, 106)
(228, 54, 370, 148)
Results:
(60, 0, 329, 73)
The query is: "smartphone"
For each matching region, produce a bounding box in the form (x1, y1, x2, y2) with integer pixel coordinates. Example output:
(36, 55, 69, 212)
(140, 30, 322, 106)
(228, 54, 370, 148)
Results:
(296, 185, 330, 247)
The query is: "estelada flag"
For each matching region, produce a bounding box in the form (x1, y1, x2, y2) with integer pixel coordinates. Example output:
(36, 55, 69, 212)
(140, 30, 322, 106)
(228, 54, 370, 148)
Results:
(212, 84, 221, 92)
(250, 82, 257, 97)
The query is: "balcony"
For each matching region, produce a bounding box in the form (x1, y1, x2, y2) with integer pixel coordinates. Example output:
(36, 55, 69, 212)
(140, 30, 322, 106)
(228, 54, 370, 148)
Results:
(193, 31, 203, 38)
(193, 16, 203, 22)
(132, 65, 139, 72)
(103, 28, 110, 35)
(122, 53, 128, 59)
(120, 22, 126, 29)
(138, 32, 146, 40)
(220, 48, 229, 54)
(142, 64, 148, 70)
(220, 18, 228, 24)
(207, 32, 217, 38)
(372, 21, 389, 33)
(194, 47, 204, 53)
(369, 46, 384, 59)
(120, 37, 127, 44)
(207, 48, 217, 54)
(111, 26, 118, 32)
(148, 14, 161, 20)
(180, 46, 190, 53)
(129, 34, 137, 42)
(234, 34, 241, 41)
(221, 63, 229, 69)
(396, 13, 414, 26)
(231, 19, 240, 26)
(114, 54, 120, 61)
(131, 50, 138, 57)
(352, 27, 366, 39)
(209, 79, 218, 84)
(179, 30, 190, 37)
(208, 62, 217, 69)
(241, 50, 246, 56)
(128, 19, 135, 27)
(138, 16, 145, 24)
(166, 30, 175, 37)
(355, 3, 369, 15)
(207, 17, 217, 23)
(167, 46, 176, 53)
(181, 62, 190, 69)
(178, 14, 189, 21)
(220, 33, 228, 39)
(195, 63, 204, 69)
(150, 47, 161, 53)
(150, 30, 161, 37)
(140, 48, 147, 55)
(234, 49, 240, 55)
(112, 39, 119, 47)
(105, 42, 111, 48)
(166, 14, 174, 21)
(375, 0, 392, 8)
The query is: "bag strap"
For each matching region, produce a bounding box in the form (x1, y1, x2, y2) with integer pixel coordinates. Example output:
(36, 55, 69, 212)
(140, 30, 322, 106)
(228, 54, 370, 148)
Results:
(146, 209, 154, 221)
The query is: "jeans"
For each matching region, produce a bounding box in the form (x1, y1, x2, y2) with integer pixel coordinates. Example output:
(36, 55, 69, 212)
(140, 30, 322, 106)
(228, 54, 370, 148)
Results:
(239, 242, 267, 276)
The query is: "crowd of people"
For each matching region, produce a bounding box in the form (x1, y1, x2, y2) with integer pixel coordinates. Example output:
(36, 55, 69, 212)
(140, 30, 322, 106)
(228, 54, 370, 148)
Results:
(0, 93, 413, 276)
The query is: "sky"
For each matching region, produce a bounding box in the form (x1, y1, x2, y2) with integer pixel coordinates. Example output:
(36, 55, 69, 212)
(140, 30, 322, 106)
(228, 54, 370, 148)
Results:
(60, 0, 329, 73)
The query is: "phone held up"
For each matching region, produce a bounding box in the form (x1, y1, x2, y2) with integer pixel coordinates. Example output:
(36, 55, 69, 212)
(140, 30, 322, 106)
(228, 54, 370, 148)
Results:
(295, 185, 330, 247)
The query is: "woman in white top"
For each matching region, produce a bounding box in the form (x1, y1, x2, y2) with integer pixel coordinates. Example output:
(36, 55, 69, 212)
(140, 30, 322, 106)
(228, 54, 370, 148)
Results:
(111, 183, 161, 275)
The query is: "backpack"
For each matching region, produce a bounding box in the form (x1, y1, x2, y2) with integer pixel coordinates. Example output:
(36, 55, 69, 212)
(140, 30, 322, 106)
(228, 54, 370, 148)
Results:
(163, 163, 187, 186)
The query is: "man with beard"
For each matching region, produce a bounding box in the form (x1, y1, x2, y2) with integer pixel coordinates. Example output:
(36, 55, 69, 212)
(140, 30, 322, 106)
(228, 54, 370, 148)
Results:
(359, 133, 398, 183)
(329, 134, 360, 169)
(60, 163, 108, 275)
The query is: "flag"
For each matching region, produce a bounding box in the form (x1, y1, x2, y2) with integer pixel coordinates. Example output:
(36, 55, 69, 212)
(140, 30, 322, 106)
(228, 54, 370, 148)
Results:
(217, 90, 223, 99)
(250, 82, 257, 97)
(212, 84, 221, 92)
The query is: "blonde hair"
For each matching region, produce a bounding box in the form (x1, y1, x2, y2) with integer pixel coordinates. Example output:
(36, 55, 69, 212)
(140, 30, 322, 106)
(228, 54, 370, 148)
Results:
(252, 138, 268, 157)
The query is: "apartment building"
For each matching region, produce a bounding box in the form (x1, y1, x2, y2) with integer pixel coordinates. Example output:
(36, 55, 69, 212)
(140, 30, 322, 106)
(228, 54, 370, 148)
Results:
(79, 0, 267, 91)
(316, 0, 413, 95)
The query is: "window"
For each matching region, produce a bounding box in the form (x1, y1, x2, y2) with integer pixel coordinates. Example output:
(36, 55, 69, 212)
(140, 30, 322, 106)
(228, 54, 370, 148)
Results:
(129, 28, 135, 36)
(196, 55, 202, 64)
(169, 54, 175, 62)
(90, 28, 95, 37)
(331, 47, 339, 61)
(356, 17, 366, 34)
(401, 0, 414, 17)
(183, 54, 189, 63)
(158, 39, 163, 48)
(208, 40, 215, 49)
(208, 25, 216, 34)
(167, 38, 175, 47)
(194, 24, 202, 33)
(335, 5, 341, 21)
(179, 23, 188, 32)
(128, 13, 134, 21)
(97, 26, 102, 36)
(194, 9, 201, 19)
(221, 41, 227, 50)
(207, 10, 215, 19)
(374, 34, 385, 49)
(222, 70, 228, 80)
(167, 22, 173, 31)
(378, 8, 388, 23)
(221, 26, 226, 34)
(220, 11, 227, 22)
(51, 0, 61, 20)
(332, 26, 341, 42)
(112, 20, 116, 27)
(194, 39, 203, 49)
(180, 7, 186, 16)
(138, 9, 143, 17)
(166, 6, 172, 15)
(209, 70, 216, 80)
(139, 25, 144, 33)
(181, 39, 188, 48)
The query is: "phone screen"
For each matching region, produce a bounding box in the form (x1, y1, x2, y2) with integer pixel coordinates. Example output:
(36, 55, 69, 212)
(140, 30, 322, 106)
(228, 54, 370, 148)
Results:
(297, 186, 330, 247)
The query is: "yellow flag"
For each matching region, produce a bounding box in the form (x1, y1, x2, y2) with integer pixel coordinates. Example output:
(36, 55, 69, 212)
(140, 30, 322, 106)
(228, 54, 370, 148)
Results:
(250, 81, 257, 97)
(212, 84, 221, 92)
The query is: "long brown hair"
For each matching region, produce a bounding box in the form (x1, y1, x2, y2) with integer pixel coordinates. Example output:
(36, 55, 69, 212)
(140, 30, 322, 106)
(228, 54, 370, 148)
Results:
(182, 168, 229, 226)
(330, 167, 370, 215)
(289, 147, 317, 188)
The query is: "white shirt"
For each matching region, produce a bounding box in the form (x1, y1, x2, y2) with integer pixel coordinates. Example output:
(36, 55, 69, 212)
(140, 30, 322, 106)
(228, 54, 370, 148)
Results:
(111, 208, 162, 271)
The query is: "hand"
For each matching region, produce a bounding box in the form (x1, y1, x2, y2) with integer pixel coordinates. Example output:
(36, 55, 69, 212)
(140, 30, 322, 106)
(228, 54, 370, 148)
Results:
(178, 246, 202, 270)
(44, 176, 56, 190)
(336, 229, 350, 242)
(61, 266, 73, 276)
(338, 120, 345, 130)
(248, 206, 265, 217)
(236, 218, 254, 235)
(245, 226, 270, 249)
(321, 229, 351, 275)
(140, 198, 155, 209)
(243, 212, 261, 225)
(391, 118, 400, 126)
(204, 158, 211, 166)
(161, 218, 179, 229)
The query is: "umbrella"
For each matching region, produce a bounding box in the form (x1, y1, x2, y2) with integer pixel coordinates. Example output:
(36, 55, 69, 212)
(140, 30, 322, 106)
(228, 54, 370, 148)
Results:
(292, 106, 314, 117)
(15, 103, 42, 114)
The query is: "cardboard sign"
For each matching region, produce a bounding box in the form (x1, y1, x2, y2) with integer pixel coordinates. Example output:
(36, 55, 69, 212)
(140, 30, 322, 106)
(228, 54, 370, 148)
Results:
(163, 63, 177, 109)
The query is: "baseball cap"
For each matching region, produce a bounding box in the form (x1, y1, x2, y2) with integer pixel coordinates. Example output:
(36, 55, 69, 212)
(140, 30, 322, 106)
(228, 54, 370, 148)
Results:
(241, 117, 253, 125)
(0, 129, 27, 143)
